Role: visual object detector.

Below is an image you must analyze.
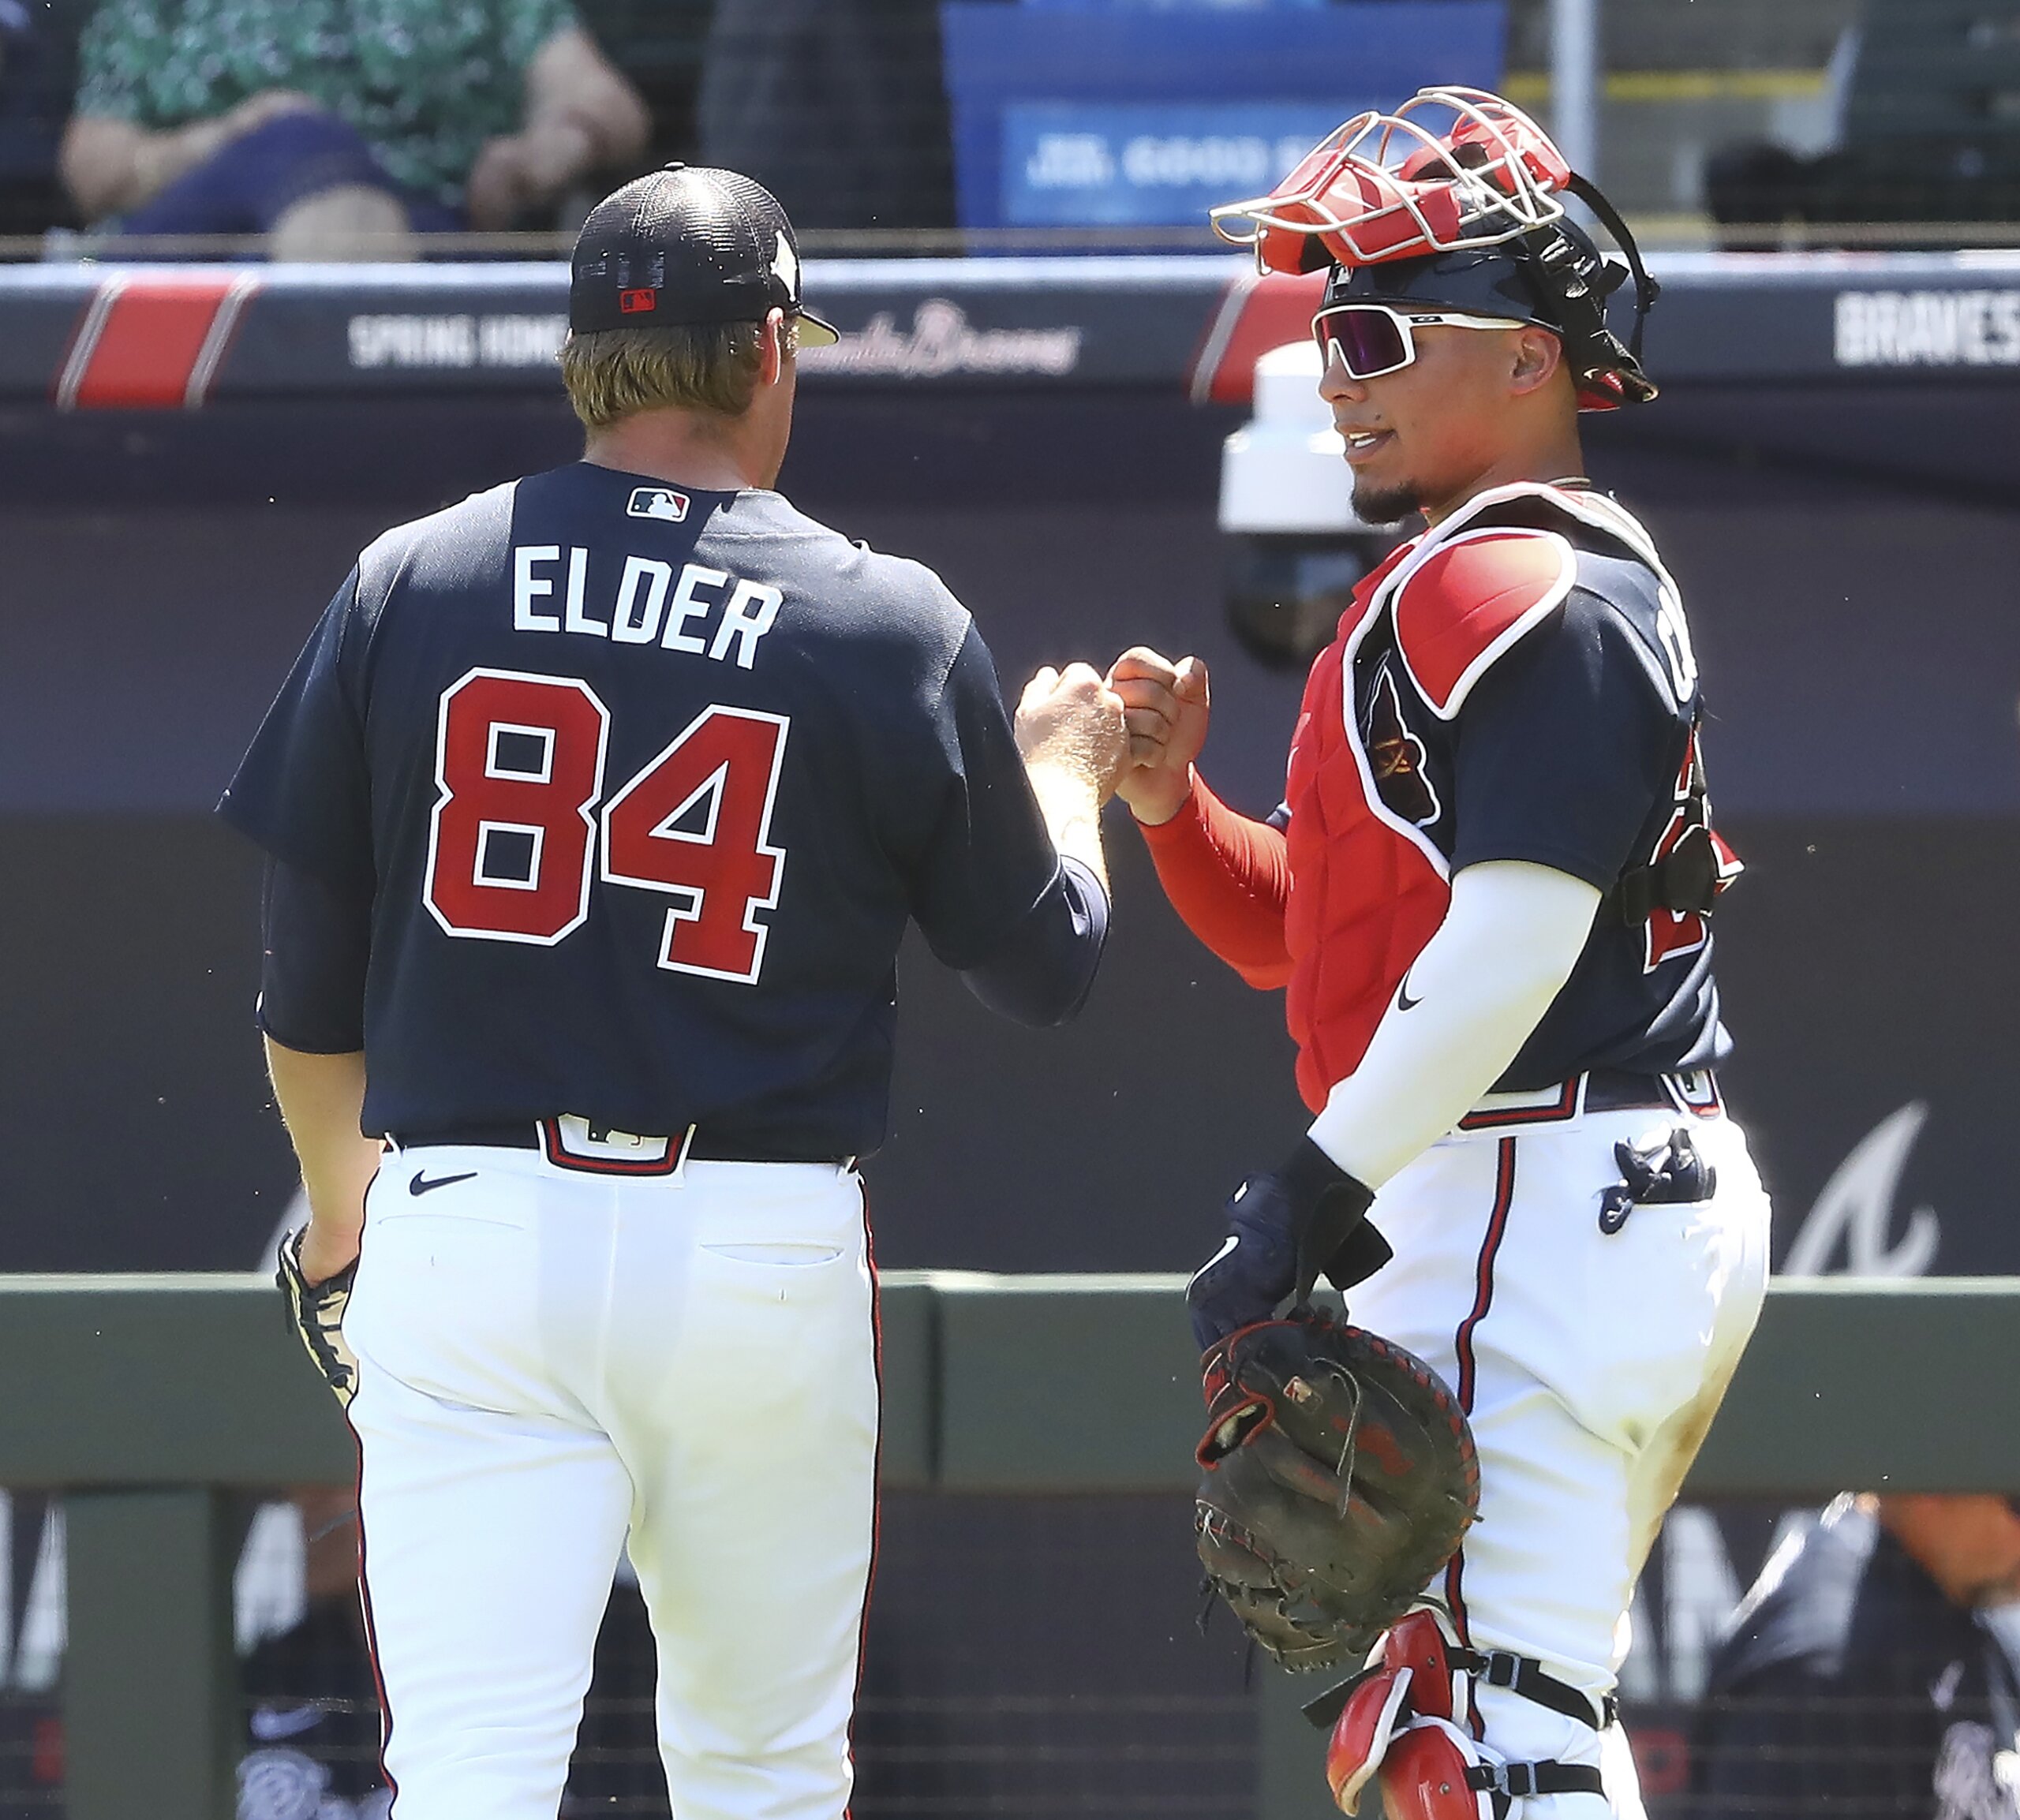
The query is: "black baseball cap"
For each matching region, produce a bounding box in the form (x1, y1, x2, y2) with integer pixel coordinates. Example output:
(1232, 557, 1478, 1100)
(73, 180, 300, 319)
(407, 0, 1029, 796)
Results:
(567, 163, 840, 346)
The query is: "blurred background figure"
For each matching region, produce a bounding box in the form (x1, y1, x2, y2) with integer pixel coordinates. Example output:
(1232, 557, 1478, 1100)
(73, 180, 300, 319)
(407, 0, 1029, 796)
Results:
(0, 0, 73, 237)
(698, 0, 956, 231)
(237, 1488, 387, 1820)
(1704, 0, 2020, 243)
(58, 0, 649, 257)
(236, 1488, 668, 1820)
(1695, 1493, 2020, 1818)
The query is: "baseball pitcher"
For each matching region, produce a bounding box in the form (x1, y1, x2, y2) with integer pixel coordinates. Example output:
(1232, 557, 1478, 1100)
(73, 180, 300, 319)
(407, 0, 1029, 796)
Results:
(223, 164, 1129, 1820)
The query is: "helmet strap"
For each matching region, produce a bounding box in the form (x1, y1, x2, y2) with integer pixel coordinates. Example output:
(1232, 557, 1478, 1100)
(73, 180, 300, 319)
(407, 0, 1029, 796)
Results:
(1565, 172, 1659, 359)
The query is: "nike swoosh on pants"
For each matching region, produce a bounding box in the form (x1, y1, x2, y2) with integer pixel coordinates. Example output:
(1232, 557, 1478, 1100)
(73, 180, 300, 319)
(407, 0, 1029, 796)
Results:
(408, 1170, 478, 1198)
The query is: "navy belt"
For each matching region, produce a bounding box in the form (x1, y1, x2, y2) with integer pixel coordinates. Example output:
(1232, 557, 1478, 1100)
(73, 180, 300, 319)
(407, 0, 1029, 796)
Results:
(1459, 1067, 1721, 1134)
(1585, 1067, 1708, 1112)
(388, 1120, 847, 1168)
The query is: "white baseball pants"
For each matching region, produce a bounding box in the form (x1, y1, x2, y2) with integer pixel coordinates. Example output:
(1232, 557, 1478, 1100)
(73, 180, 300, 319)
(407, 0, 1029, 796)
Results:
(340, 1146, 879, 1820)
(1349, 1098, 1771, 1818)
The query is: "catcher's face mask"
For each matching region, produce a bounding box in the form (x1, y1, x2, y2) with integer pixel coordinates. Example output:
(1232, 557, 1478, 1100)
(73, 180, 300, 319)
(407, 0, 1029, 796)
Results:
(1209, 86, 1571, 274)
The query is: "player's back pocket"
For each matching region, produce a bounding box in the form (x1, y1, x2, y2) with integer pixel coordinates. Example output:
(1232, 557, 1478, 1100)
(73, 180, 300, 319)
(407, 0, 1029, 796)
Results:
(698, 1242, 845, 1267)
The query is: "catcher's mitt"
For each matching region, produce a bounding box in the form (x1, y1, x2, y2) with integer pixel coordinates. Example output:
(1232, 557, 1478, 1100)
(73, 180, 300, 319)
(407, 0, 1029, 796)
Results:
(1194, 1310, 1479, 1672)
(278, 1228, 359, 1409)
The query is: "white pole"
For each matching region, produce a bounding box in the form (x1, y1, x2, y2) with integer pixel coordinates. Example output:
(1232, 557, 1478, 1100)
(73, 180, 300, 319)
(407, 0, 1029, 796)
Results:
(1549, 0, 1599, 180)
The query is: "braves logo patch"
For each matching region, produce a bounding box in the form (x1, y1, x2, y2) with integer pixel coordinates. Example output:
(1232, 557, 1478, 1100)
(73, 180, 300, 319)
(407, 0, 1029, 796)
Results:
(1364, 662, 1441, 828)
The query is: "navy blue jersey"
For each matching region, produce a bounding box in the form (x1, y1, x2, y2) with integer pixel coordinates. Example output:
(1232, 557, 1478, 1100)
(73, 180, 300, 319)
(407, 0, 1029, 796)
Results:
(220, 462, 1098, 1155)
(1695, 1497, 2020, 1819)
(1343, 484, 1733, 1088)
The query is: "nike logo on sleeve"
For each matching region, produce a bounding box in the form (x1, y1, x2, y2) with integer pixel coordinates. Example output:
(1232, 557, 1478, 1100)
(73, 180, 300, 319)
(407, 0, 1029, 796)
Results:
(1189, 1231, 1240, 1289)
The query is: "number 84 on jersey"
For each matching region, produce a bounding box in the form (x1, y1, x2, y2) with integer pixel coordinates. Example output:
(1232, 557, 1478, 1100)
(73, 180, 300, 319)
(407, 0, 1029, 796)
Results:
(423, 668, 789, 985)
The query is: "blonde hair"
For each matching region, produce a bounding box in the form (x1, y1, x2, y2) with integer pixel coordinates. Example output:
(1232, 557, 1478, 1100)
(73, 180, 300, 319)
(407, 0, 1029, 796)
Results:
(559, 317, 797, 429)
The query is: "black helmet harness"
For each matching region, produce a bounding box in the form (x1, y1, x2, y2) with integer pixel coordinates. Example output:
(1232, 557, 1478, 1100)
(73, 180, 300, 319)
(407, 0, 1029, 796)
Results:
(1317, 174, 1661, 410)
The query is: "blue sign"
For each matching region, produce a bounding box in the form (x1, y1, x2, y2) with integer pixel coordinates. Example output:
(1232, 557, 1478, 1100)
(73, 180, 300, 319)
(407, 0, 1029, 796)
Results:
(941, 2, 1507, 229)
(1003, 101, 1375, 226)
(1023, 0, 1327, 9)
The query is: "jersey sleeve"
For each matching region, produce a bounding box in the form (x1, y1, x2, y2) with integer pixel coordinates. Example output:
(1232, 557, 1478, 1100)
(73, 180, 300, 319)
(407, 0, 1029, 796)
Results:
(1448, 589, 1678, 891)
(960, 853, 1109, 1027)
(257, 858, 371, 1054)
(1136, 770, 1292, 989)
(215, 568, 378, 900)
(906, 622, 1087, 972)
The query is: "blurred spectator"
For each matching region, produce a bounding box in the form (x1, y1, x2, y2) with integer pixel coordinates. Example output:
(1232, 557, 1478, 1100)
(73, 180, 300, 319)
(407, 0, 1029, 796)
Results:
(0, 0, 77, 234)
(1707, 2, 2020, 241)
(238, 1488, 668, 1820)
(59, 0, 650, 257)
(238, 1488, 386, 1820)
(699, 0, 953, 231)
(1694, 1493, 2020, 1818)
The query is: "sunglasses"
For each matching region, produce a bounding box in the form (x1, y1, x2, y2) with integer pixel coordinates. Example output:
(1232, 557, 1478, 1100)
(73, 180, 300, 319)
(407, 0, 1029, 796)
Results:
(1311, 303, 1523, 379)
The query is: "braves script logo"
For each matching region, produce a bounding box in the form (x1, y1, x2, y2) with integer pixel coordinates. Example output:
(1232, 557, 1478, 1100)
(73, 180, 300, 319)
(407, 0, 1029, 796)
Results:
(798, 300, 1082, 379)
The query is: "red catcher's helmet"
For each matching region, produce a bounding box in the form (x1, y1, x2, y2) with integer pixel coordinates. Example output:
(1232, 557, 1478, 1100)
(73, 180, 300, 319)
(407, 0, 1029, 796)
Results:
(1209, 88, 1571, 275)
(1210, 86, 1660, 411)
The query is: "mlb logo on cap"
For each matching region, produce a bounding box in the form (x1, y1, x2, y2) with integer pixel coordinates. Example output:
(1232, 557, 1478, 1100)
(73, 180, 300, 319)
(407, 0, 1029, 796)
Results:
(619, 289, 658, 315)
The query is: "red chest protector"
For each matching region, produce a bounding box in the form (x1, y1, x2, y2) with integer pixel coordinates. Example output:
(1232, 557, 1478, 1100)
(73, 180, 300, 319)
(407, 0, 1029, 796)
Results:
(1281, 494, 1584, 1112)
(1282, 573, 1449, 1112)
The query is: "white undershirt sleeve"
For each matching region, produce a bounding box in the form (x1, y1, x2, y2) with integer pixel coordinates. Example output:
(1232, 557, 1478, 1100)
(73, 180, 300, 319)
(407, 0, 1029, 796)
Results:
(1305, 860, 1603, 1189)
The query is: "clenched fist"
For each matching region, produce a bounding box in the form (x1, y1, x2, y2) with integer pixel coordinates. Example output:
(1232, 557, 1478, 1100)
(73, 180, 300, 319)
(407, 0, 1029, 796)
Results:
(1106, 647, 1210, 825)
(1015, 662, 1131, 802)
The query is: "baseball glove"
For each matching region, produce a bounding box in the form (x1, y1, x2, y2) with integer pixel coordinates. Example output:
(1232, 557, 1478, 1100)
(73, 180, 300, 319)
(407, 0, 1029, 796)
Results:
(277, 1228, 359, 1409)
(1193, 1310, 1479, 1673)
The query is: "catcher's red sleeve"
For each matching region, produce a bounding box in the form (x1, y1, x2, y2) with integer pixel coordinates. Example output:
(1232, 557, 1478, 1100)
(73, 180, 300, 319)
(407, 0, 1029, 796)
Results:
(1136, 771, 1292, 989)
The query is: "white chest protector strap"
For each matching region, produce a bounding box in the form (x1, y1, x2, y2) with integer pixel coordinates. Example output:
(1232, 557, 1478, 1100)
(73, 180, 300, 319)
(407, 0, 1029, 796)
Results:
(1306, 1611, 1612, 1816)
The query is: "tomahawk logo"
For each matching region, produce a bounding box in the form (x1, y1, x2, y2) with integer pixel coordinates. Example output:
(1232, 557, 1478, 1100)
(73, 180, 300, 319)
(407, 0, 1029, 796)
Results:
(627, 486, 690, 523)
(1365, 663, 1440, 828)
(1783, 1101, 1940, 1278)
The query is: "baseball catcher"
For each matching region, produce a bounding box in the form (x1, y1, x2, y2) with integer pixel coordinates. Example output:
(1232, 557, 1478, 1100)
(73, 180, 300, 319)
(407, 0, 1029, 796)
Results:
(1060, 85, 1772, 1817)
